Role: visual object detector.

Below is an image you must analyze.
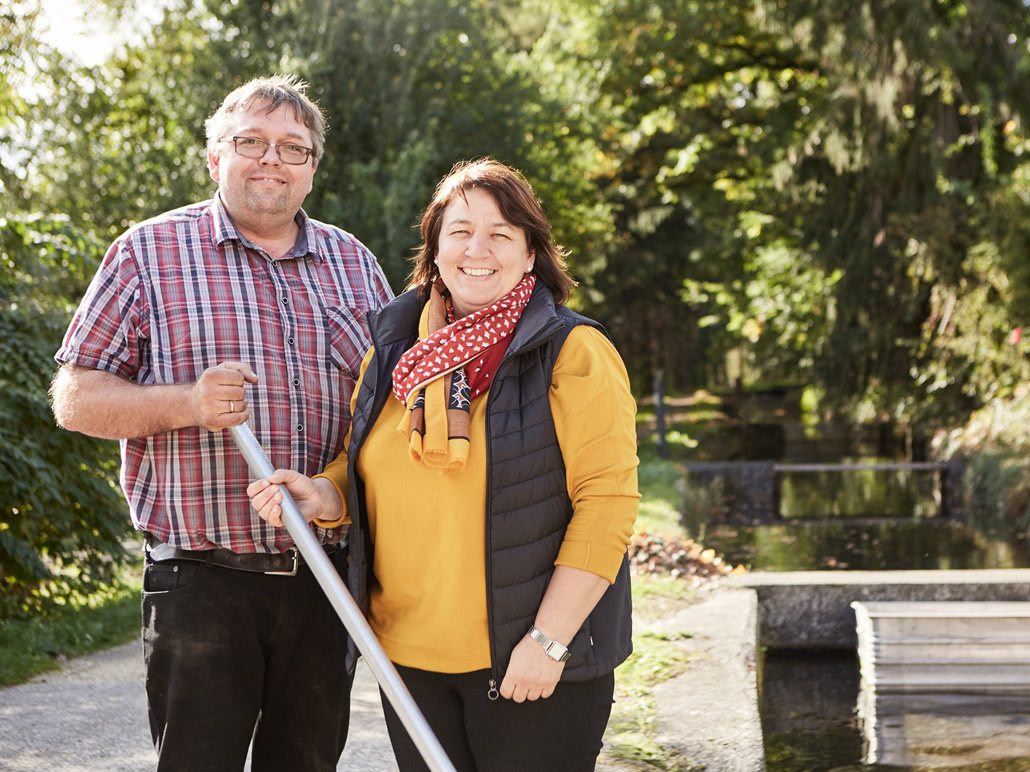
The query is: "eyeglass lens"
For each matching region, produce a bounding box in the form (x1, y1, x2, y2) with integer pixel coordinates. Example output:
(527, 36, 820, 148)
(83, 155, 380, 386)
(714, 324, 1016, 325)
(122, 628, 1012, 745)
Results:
(232, 137, 311, 164)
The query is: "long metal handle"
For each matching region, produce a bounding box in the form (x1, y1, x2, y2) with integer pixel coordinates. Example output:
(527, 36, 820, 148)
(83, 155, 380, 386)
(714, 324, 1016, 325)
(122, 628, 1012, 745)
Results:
(229, 424, 455, 772)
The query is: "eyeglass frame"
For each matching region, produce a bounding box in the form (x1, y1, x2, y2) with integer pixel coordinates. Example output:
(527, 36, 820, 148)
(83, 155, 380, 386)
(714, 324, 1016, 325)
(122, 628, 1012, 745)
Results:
(221, 136, 315, 165)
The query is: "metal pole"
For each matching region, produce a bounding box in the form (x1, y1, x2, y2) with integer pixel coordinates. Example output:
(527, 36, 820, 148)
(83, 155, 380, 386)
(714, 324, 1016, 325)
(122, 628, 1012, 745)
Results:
(229, 424, 455, 772)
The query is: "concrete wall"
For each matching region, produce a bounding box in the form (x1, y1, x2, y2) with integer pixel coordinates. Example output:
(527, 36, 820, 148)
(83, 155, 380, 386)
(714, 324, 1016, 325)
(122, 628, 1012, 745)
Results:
(731, 569, 1030, 649)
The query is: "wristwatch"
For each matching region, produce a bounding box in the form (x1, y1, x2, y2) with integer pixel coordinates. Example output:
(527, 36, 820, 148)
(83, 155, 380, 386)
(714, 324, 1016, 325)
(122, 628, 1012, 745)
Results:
(528, 625, 571, 662)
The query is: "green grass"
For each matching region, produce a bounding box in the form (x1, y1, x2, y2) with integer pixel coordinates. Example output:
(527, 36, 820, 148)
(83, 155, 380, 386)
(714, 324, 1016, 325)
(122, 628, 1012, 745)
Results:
(0, 558, 142, 687)
(603, 586, 700, 771)
(636, 459, 688, 536)
(631, 572, 697, 603)
(596, 457, 706, 770)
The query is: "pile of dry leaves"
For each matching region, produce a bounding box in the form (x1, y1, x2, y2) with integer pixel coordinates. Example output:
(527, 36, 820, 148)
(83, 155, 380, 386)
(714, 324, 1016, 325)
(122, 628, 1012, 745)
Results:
(628, 530, 746, 581)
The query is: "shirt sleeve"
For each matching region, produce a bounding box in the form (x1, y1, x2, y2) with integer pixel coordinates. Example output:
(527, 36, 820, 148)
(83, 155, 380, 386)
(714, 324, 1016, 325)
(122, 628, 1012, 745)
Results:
(54, 235, 148, 379)
(312, 346, 376, 527)
(551, 325, 640, 583)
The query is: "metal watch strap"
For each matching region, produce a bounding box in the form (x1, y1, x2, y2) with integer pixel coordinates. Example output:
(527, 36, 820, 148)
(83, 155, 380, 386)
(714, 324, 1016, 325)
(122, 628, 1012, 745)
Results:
(529, 625, 571, 662)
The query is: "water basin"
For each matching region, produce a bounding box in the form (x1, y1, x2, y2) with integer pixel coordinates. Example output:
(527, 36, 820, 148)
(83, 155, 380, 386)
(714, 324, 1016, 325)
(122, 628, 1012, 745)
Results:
(762, 650, 1030, 770)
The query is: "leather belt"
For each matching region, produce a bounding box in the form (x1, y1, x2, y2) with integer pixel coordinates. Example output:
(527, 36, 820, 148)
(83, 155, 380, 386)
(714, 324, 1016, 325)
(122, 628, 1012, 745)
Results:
(144, 534, 341, 577)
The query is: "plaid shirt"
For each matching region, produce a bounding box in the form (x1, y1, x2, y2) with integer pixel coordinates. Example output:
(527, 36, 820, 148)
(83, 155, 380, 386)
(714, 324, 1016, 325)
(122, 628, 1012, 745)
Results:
(56, 195, 393, 553)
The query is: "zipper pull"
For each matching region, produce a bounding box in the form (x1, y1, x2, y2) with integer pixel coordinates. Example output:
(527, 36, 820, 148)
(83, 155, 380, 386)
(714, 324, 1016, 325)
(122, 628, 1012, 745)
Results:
(487, 679, 499, 701)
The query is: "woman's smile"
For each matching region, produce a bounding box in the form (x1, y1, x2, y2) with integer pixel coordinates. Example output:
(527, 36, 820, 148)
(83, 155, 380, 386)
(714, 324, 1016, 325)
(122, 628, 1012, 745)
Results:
(435, 188, 534, 317)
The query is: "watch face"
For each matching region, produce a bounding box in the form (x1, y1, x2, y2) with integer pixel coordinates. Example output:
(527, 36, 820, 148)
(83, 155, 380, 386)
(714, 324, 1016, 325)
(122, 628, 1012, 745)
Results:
(545, 640, 569, 662)
(531, 626, 570, 661)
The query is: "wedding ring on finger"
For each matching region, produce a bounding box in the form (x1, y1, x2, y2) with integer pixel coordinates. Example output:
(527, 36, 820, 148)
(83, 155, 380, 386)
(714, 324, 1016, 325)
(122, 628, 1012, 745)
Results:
(229, 400, 236, 414)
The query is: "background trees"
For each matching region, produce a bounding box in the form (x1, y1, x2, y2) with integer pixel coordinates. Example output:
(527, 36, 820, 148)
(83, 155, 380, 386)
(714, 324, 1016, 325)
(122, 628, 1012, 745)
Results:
(557, 0, 1030, 422)
(6, 0, 1030, 608)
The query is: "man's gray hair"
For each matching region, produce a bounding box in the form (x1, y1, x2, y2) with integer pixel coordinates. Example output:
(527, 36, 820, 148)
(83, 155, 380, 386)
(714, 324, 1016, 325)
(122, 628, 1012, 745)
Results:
(204, 74, 326, 162)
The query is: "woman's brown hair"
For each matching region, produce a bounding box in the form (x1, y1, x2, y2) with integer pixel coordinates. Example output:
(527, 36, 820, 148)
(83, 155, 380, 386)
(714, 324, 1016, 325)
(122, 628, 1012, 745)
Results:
(408, 158, 576, 303)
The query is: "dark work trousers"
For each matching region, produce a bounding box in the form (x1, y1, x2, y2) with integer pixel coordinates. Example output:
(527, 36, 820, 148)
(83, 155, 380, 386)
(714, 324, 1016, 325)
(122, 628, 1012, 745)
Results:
(141, 548, 353, 772)
(381, 664, 615, 772)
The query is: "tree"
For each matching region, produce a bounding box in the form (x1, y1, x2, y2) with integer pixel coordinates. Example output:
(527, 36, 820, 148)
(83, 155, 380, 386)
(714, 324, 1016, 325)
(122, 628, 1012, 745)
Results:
(549, 0, 804, 390)
(555, 0, 1030, 430)
(753, 0, 1030, 424)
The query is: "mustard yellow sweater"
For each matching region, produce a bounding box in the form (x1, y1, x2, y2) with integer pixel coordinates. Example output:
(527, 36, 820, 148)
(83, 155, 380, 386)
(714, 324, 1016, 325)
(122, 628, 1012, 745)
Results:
(317, 325, 639, 673)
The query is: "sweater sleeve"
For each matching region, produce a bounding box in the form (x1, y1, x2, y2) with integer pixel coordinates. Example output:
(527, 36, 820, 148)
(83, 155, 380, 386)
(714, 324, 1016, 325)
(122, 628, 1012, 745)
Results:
(551, 325, 640, 583)
(312, 346, 377, 527)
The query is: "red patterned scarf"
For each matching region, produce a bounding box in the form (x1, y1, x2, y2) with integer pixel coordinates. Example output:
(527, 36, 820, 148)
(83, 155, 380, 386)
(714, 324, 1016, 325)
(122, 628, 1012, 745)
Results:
(391, 274, 536, 469)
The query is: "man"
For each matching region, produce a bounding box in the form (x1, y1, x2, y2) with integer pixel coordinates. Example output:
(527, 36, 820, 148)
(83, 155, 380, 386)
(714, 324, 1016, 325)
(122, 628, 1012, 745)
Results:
(51, 75, 393, 770)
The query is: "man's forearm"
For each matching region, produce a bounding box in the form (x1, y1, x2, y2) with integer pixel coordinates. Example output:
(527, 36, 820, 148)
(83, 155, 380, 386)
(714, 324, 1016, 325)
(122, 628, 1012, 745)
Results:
(51, 365, 195, 440)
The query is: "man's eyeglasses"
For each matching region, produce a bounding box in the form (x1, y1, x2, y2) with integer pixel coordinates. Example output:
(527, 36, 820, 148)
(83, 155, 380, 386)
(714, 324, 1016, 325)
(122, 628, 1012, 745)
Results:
(223, 136, 314, 165)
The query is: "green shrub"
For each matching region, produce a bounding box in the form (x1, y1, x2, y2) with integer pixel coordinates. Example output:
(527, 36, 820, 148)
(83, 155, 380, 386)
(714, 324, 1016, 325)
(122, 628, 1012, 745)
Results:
(963, 451, 1030, 537)
(1, 216, 130, 619)
(0, 559, 142, 686)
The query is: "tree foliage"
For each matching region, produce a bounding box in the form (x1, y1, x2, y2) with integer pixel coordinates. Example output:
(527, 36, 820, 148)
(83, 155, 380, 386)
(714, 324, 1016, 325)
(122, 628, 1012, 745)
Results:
(555, 0, 1030, 423)
(758, 0, 1030, 423)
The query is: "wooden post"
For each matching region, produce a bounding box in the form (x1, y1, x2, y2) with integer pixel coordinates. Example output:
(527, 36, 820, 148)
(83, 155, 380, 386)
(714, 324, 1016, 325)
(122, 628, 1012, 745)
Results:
(654, 368, 667, 459)
(943, 458, 965, 521)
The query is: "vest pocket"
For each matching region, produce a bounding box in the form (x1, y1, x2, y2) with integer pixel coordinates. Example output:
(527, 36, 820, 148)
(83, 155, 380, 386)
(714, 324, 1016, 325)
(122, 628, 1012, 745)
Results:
(568, 615, 598, 668)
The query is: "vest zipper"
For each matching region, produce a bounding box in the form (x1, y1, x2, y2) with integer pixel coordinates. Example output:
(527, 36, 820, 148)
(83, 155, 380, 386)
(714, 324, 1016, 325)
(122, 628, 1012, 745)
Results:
(484, 382, 502, 699)
(481, 303, 566, 701)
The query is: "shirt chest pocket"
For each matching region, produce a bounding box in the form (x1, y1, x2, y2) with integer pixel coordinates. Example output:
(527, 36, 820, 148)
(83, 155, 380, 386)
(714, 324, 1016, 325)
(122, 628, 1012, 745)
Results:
(325, 306, 372, 378)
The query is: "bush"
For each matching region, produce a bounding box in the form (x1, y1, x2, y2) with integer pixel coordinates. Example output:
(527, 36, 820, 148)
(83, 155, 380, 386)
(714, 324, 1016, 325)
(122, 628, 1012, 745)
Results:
(0, 216, 130, 619)
(934, 388, 1030, 539)
(962, 451, 1030, 538)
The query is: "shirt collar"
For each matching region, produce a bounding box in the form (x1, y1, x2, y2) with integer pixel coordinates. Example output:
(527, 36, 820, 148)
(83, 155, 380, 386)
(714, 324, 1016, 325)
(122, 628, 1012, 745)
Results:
(210, 193, 321, 262)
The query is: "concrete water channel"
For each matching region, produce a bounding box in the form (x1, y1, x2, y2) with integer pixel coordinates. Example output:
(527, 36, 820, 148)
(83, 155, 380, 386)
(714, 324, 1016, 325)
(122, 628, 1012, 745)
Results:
(718, 570, 1030, 770)
(648, 398, 1030, 767)
(675, 452, 1030, 766)
(682, 456, 1030, 574)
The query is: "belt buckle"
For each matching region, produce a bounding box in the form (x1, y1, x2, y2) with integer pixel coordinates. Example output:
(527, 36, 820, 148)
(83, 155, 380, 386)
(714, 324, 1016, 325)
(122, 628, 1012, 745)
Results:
(265, 546, 298, 576)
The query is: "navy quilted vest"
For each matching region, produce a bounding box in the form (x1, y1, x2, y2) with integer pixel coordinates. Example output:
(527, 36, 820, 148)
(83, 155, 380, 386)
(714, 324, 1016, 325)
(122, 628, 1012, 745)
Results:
(344, 284, 633, 683)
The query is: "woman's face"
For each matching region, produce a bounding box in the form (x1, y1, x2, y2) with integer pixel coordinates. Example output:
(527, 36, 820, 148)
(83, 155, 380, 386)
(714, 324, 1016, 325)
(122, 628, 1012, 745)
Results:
(435, 188, 534, 318)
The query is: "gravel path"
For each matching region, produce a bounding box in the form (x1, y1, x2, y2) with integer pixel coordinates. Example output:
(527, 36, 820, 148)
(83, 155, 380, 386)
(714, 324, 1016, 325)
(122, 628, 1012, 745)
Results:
(0, 639, 397, 771)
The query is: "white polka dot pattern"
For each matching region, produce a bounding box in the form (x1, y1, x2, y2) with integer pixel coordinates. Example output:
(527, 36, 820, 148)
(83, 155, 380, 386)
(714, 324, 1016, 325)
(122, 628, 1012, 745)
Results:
(392, 275, 537, 406)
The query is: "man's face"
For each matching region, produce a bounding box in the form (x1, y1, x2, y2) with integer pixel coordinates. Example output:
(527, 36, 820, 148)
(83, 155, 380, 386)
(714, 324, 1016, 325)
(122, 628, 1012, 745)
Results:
(207, 102, 317, 227)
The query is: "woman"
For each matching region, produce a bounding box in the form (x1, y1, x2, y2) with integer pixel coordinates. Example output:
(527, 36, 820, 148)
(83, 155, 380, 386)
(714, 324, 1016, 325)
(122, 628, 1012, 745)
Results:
(248, 158, 638, 771)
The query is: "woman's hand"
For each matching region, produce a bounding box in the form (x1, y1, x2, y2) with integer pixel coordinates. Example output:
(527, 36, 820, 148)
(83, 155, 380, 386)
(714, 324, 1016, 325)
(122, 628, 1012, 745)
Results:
(247, 469, 331, 527)
(498, 634, 566, 702)
(498, 566, 611, 702)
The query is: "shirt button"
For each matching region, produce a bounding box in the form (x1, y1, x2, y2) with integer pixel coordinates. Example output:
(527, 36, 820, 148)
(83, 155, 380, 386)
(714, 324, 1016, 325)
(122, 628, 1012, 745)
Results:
(293, 378, 300, 387)
(296, 424, 304, 433)
(287, 336, 295, 346)
(281, 296, 289, 305)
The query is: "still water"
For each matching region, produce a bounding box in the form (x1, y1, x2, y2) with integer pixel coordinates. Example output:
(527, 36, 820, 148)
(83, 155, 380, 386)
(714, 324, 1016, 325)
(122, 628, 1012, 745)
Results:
(697, 517, 1030, 572)
(762, 651, 1030, 771)
(681, 457, 1030, 571)
(680, 420, 1030, 571)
